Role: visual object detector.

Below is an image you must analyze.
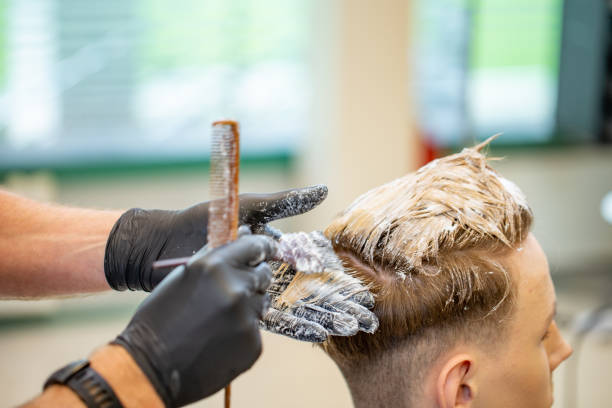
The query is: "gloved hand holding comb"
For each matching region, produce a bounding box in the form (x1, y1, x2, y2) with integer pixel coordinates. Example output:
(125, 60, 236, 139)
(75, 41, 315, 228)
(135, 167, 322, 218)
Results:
(104, 185, 328, 292)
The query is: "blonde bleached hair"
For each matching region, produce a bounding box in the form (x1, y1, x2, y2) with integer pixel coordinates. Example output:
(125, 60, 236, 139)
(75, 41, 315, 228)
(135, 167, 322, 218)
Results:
(318, 136, 533, 383)
(328, 136, 530, 273)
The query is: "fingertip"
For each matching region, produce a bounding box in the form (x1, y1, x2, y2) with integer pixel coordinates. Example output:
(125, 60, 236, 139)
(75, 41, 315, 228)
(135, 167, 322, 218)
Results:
(300, 184, 328, 206)
(260, 184, 329, 222)
(238, 225, 252, 237)
(262, 293, 272, 314)
(330, 314, 359, 337)
(253, 262, 273, 292)
(254, 234, 278, 260)
(262, 225, 283, 240)
(314, 184, 328, 197)
(260, 308, 329, 342)
(350, 291, 376, 309)
(362, 312, 380, 334)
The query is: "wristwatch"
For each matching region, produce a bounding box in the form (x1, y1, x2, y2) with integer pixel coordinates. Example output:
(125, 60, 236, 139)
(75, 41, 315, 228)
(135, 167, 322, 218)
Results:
(44, 359, 123, 408)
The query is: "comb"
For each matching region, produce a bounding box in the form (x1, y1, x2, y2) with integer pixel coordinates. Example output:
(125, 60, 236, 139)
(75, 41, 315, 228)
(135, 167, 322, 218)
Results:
(208, 119, 240, 408)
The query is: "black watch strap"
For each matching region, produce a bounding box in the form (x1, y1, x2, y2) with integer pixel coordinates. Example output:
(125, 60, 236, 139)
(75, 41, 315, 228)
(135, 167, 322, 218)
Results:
(44, 359, 124, 408)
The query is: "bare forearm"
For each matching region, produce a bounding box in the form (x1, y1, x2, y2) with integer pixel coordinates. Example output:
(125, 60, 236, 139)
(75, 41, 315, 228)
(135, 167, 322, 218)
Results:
(21, 384, 86, 408)
(0, 189, 122, 297)
(21, 345, 164, 408)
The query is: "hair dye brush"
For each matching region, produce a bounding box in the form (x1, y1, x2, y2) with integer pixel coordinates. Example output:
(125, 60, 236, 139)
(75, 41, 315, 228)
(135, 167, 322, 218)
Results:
(152, 229, 344, 274)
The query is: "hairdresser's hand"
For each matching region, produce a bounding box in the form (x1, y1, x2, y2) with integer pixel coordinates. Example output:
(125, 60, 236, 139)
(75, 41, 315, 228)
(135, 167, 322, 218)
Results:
(260, 263, 379, 342)
(113, 234, 275, 407)
(104, 185, 328, 291)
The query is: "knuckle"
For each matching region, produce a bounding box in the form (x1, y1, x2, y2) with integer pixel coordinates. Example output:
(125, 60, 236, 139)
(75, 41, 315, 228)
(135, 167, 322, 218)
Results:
(259, 261, 272, 274)
(258, 267, 273, 287)
(247, 236, 264, 251)
(201, 254, 225, 273)
(216, 292, 251, 327)
(225, 288, 250, 313)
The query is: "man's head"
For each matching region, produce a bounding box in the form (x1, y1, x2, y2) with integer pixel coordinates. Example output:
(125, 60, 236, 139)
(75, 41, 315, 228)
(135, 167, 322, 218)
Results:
(322, 139, 572, 408)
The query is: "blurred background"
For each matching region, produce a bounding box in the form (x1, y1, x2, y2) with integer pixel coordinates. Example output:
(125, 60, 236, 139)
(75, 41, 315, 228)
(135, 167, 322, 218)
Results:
(0, 0, 611, 407)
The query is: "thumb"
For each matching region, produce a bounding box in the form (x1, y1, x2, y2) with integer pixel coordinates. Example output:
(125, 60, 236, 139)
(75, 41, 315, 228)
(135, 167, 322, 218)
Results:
(239, 185, 328, 224)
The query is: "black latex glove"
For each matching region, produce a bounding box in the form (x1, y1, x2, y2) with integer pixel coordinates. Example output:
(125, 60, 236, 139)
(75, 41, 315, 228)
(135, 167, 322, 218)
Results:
(113, 234, 275, 408)
(104, 185, 327, 291)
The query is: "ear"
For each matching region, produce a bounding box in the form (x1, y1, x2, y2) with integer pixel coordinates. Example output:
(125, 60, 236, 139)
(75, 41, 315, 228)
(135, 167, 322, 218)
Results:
(436, 354, 476, 408)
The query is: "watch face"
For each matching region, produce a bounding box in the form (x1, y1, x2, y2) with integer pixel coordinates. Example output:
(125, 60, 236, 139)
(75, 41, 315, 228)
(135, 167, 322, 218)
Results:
(64, 360, 91, 381)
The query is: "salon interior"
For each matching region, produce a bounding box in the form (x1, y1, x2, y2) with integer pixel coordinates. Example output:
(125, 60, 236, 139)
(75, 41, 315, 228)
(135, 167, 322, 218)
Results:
(0, 1, 611, 407)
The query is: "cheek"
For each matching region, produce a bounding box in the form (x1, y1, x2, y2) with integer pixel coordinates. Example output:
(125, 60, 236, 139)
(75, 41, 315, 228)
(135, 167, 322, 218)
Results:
(521, 347, 552, 385)
(508, 345, 554, 406)
(480, 344, 554, 408)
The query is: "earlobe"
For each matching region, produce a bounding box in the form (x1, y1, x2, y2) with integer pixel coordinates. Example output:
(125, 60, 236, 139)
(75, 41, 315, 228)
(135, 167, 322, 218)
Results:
(436, 354, 475, 408)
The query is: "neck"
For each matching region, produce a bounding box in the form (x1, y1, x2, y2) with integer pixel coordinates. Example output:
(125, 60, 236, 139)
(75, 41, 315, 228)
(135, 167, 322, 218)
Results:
(339, 364, 415, 408)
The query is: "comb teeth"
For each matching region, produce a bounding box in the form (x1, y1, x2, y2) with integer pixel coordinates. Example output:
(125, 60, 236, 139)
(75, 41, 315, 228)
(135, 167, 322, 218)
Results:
(207, 120, 240, 249)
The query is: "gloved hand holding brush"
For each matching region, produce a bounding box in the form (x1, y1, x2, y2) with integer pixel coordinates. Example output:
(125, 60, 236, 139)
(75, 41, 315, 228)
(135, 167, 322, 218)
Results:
(247, 228, 379, 342)
(115, 234, 275, 407)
